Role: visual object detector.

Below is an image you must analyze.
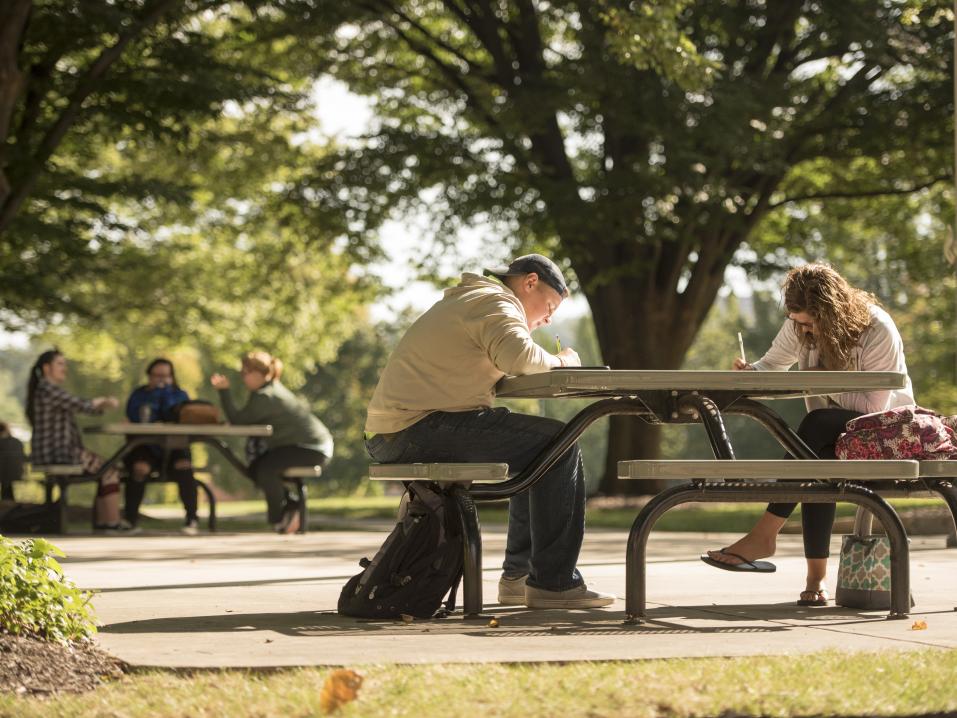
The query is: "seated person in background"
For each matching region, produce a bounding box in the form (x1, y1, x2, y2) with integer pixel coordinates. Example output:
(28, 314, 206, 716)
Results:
(702, 263, 914, 606)
(27, 349, 132, 533)
(124, 358, 200, 535)
(365, 253, 614, 609)
(211, 351, 333, 534)
(0, 422, 25, 501)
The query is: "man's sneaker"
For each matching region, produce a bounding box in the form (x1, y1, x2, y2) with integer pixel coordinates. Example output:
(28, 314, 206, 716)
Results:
(497, 574, 528, 605)
(181, 519, 200, 536)
(116, 519, 142, 536)
(524, 583, 615, 609)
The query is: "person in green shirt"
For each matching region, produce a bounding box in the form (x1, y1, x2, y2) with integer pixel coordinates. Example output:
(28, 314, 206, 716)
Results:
(211, 351, 333, 533)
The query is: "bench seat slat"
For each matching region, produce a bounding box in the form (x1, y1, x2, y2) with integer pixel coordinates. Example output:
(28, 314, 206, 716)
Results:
(369, 463, 509, 483)
(31, 464, 85, 477)
(618, 459, 919, 481)
(282, 466, 323, 478)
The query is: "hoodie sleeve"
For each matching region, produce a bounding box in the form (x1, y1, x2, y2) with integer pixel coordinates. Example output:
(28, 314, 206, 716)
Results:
(474, 296, 561, 376)
(126, 388, 143, 422)
(218, 388, 271, 424)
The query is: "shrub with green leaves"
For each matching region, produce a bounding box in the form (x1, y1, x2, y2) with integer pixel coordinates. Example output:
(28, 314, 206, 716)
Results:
(0, 535, 97, 642)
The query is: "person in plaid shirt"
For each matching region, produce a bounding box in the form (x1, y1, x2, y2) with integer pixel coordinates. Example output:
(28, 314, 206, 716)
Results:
(27, 349, 133, 533)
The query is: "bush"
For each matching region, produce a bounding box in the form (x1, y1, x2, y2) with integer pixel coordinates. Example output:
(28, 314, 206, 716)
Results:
(0, 535, 97, 642)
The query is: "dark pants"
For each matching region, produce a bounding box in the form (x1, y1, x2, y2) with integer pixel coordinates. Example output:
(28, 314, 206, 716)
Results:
(249, 446, 328, 525)
(123, 446, 198, 524)
(365, 408, 586, 593)
(767, 408, 863, 559)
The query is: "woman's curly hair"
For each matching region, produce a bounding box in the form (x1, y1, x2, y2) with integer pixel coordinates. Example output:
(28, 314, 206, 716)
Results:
(783, 264, 878, 370)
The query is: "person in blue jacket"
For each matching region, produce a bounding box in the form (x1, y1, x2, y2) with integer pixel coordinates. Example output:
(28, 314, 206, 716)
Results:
(124, 358, 199, 533)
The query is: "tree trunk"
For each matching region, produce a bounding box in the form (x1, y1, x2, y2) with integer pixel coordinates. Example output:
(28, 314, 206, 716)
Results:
(580, 253, 729, 495)
(0, 0, 31, 207)
(602, 416, 663, 496)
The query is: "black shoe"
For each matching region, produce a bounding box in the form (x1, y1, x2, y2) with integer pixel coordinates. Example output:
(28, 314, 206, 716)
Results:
(274, 500, 301, 534)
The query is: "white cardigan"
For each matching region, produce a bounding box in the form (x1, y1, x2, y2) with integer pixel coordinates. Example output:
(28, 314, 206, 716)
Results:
(750, 305, 915, 414)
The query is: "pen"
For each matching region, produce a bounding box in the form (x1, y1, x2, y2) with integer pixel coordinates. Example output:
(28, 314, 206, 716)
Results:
(555, 334, 562, 353)
(737, 331, 747, 364)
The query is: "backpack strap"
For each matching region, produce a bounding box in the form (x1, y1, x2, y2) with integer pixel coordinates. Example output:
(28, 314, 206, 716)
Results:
(443, 566, 464, 614)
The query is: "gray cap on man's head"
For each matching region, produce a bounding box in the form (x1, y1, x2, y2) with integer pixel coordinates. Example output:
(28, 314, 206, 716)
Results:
(483, 253, 569, 298)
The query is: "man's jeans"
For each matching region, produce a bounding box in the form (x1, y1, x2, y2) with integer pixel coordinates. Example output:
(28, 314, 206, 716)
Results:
(365, 408, 585, 592)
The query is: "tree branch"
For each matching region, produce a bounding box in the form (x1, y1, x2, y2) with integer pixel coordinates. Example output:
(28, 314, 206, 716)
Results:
(0, 0, 182, 234)
(769, 175, 952, 208)
(367, 4, 532, 169)
(368, 0, 477, 74)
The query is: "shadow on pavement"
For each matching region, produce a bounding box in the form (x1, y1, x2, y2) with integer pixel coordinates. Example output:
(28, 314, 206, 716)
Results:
(100, 603, 823, 639)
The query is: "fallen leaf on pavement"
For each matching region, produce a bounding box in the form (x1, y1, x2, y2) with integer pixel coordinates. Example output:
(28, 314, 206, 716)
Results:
(912, 620, 928, 630)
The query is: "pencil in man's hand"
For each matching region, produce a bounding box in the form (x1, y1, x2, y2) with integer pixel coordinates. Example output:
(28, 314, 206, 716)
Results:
(737, 331, 747, 364)
(555, 334, 562, 353)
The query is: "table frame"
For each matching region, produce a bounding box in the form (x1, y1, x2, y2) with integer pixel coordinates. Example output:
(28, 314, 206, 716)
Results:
(85, 423, 273, 531)
(87, 423, 272, 481)
(441, 371, 930, 620)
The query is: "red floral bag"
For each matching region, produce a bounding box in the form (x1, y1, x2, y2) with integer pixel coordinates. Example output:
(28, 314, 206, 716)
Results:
(836, 405, 957, 461)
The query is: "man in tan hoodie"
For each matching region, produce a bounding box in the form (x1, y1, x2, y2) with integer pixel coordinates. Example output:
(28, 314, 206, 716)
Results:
(365, 254, 614, 609)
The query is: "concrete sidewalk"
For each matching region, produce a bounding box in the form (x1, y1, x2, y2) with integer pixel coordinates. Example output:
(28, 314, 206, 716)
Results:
(52, 528, 957, 668)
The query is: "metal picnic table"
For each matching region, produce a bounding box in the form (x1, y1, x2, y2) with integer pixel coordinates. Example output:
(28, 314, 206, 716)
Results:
(84, 422, 273, 531)
(464, 368, 916, 618)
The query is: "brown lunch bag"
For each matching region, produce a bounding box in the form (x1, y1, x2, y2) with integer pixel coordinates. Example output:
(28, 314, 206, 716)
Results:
(171, 400, 221, 424)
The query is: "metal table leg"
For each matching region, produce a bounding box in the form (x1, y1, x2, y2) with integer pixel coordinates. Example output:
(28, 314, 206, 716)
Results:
(451, 486, 483, 617)
(625, 481, 911, 622)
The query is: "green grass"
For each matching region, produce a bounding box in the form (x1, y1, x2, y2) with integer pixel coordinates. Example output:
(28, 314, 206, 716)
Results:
(2, 649, 955, 717)
(111, 495, 948, 535)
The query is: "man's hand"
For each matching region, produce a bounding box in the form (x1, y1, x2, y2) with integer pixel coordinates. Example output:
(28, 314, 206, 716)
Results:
(92, 396, 119, 410)
(557, 347, 581, 367)
(732, 358, 754, 371)
(210, 373, 230, 390)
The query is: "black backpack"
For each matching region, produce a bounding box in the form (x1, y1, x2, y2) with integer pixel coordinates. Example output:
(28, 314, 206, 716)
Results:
(338, 482, 464, 619)
(0, 502, 63, 535)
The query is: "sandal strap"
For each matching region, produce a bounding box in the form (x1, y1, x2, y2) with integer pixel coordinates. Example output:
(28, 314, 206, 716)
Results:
(717, 549, 758, 569)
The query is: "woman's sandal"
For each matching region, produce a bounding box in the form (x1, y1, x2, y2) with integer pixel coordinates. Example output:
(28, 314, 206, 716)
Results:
(797, 588, 829, 607)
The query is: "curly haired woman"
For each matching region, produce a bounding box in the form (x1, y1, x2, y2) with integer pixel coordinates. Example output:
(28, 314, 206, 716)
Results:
(701, 263, 914, 606)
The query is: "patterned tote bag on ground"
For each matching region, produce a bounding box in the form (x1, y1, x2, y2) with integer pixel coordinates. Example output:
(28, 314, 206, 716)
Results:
(835, 535, 893, 609)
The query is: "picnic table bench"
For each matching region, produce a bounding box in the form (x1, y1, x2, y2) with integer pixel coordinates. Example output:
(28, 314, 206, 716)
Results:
(19, 458, 219, 533)
(617, 458, 928, 620)
(369, 369, 953, 621)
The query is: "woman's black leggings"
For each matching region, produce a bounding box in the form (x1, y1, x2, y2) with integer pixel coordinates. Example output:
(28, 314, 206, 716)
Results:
(767, 407, 862, 559)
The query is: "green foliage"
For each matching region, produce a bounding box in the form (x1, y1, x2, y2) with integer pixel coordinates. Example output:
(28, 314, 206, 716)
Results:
(0, 536, 97, 643)
(3, 1, 381, 339)
(300, 316, 411, 494)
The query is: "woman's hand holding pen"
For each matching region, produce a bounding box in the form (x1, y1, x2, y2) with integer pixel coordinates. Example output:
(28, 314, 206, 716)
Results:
(734, 331, 753, 370)
(732, 357, 753, 371)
